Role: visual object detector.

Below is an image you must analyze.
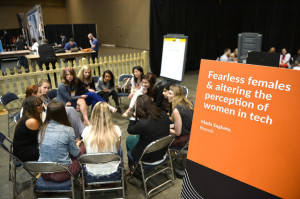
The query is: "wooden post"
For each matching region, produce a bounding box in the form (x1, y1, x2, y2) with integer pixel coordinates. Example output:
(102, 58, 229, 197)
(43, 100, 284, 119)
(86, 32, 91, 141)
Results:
(142, 51, 148, 73)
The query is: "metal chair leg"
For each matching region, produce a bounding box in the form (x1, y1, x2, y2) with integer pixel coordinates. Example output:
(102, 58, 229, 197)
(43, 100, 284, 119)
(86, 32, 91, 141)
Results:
(30, 177, 36, 199)
(12, 163, 17, 198)
(121, 168, 125, 199)
(81, 170, 86, 199)
(71, 176, 75, 199)
(140, 162, 149, 199)
(7, 114, 10, 137)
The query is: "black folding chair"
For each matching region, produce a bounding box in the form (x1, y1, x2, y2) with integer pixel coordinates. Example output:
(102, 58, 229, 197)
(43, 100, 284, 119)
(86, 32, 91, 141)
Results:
(0, 92, 22, 137)
(0, 132, 33, 198)
(170, 140, 189, 161)
(46, 89, 57, 100)
(93, 76, 100, 83)
(78, 152, 125, 199)
(182, 86, 189, 98)
(24, 161, 76, 199)
(129, 134, 175, 198)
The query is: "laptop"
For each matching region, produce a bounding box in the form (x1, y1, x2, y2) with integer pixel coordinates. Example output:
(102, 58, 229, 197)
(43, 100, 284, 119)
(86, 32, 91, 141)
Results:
(70, 47, 79, 52)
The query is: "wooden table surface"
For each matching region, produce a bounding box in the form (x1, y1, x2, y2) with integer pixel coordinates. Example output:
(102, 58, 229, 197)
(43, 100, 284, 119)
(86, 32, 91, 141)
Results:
(25, 51, 95, 61)
(0, 50, 31, 59)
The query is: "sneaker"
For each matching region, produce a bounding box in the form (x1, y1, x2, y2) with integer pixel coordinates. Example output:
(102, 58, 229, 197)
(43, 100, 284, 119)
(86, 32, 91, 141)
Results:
(116, 107, 122, 114)
(174, 168, 185, 178)
(109, 105, 117, 113)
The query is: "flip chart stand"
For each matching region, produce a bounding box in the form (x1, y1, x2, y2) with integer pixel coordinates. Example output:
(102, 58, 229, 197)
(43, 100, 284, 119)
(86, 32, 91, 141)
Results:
(160, 34, 188, 85)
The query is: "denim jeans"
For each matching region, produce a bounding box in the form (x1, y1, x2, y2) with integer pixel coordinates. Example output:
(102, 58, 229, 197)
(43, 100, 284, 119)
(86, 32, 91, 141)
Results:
(18, 56, 28, 69)
(83, 147, 124, 183)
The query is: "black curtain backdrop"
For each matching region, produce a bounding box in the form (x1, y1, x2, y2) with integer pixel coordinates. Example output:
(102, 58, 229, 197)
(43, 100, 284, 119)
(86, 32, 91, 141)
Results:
(73, 24, 97, 49)
(44, 24, 96, 48)
(0, 28, 23, 40)
(150, 0, 300, 75)
(45, 24, 73, 45)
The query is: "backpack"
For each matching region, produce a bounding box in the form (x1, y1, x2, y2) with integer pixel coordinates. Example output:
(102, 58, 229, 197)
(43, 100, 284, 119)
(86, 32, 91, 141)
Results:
(117, 77, 132, 93)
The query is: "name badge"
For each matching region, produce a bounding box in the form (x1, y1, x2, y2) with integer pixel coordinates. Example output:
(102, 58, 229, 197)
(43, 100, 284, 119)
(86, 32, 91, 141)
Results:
(71, 91, 75, 97)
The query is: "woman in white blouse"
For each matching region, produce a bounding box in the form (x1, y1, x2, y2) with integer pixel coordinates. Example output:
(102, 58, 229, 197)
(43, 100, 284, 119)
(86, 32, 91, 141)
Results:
(279, 48, 291, 68)
(82, 101, 122, 176)
(30, 38, 39, 53)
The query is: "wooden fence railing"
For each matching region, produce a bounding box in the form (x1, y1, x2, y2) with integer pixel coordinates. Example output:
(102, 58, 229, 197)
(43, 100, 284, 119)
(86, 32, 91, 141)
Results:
(0, 51, 148, 101)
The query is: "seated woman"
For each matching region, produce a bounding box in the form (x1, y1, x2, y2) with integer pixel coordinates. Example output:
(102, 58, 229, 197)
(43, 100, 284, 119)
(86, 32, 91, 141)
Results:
(161, 83, 173, 117)
(279, 48, 291, 68)
(96, 70, 122, 113)
(128, 66, 144, 99)
(56, 67, 91, 125)
(230, 48, 238, 62)
(77, 65, 107, 110)
(13, 96, 43, 162)
(126, 95, 170, 167)
(39, 79, 51, 104)
(39, 79, 84, 138)
(20, 85, 46, 121)
(122, 73, 160, 117)
(38, 101, 85, 182)
(167, 85, 194, 148)
(82, 101, 122, 177)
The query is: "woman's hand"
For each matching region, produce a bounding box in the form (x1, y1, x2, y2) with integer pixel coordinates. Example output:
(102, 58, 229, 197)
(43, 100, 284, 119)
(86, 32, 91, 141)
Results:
(88, 89, 95, 93)
(66, 101, 72, 106)
(170, 124, 175, 129)
(128, 93, 134, 99)
(76, 139, 83, 147)
(170, 129, 176, 135)
(81, 95, 88, 99)
(104, 89, 110, 93)
(171, 108, 182, 136)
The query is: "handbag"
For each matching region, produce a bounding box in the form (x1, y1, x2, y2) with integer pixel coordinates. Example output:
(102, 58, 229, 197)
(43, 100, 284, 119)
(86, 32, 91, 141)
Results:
(117, 77, 132, 93)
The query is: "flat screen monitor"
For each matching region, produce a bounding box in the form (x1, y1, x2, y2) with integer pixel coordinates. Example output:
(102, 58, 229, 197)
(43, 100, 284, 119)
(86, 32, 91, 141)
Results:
(247, 51, 280, 67)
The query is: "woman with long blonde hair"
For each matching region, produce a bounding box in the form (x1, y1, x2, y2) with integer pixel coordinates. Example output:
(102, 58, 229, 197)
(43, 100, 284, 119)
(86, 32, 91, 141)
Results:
(77, 65, 94, 87)
(77, 65, 117, 112)
(167, 85, 193, 147)
(77, 65, 104, 108)
(82, 101, 122, 176)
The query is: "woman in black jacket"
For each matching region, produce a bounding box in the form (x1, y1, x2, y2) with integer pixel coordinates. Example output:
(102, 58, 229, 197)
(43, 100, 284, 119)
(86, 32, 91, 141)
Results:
(126, 95, 170, 165)
(77, 65, 116, 111)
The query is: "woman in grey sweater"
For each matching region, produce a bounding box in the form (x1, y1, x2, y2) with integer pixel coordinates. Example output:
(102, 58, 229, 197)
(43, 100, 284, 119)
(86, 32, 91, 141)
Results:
(96, 70, 122, 113)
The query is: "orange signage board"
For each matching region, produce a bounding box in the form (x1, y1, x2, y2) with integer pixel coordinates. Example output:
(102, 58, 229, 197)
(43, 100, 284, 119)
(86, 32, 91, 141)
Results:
(187, 60, 300, 199)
